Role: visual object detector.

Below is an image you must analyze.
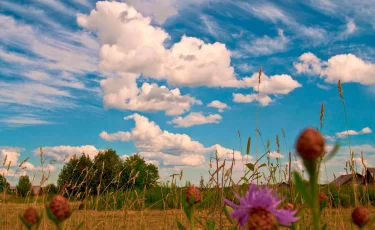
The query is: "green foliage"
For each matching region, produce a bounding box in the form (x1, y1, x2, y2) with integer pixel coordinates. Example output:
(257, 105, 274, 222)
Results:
(0, 174, 10, 193)
(91, 148, 123, 194)
(121, 153, 159, 189)
(17, 175, 32, 197)
(57, 153, 93, 198)
(44, 184, 58, 195)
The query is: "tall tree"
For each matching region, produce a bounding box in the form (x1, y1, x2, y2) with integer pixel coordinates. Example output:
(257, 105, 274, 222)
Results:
(121, 154, 159, 189)
(17, 175, 32, 197)
(57, 153, 93, 197)
(0, 174, 10, 193)
(91, 148, 123, 194)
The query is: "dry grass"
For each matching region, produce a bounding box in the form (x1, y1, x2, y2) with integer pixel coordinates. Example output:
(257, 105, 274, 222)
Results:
(1, 202, 375, 230)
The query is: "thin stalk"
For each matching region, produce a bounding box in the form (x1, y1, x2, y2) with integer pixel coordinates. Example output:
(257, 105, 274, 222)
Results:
(311, 167, 320, 230)
(189, 205, 195, 230)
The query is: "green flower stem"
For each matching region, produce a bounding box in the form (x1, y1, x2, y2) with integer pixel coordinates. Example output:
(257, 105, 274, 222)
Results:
(56, 223, 63, 230)
(189, 205, 195, 230)
(310, 169, 320, 230)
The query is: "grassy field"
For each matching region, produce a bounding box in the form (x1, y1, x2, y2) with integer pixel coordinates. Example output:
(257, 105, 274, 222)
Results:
(1, 202, 374, 230)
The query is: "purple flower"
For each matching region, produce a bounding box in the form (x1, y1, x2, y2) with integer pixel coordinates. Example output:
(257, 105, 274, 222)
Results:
(224, 183, 299, 228)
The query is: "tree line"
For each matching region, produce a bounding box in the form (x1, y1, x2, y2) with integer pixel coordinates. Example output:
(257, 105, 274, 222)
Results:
(0, 148, 159, 198)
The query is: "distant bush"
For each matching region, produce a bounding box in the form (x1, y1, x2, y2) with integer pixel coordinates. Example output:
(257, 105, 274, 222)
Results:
(17, 175, 32, 197)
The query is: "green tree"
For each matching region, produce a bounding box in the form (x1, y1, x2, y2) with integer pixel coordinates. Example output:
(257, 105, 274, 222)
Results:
(57, 153, 93, 197)
(43, 183, 58, 195)
(121, 154, 159, 189)
(91, 148, 123, 194)
(0, 174, 10, 193)
(17, 175, 32, 197)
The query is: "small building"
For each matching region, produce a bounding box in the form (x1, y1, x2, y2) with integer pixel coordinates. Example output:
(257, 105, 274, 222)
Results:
(330, 173, 364, 186)
(365, 168, 375, 184)
(9, 186, 16, 193)
(277, 182, 290, 188)
(32, 186, 42, 196)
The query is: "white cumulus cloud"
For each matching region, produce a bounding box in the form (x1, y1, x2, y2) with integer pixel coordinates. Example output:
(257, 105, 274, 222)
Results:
(207, 100, 230, 112)
(294, 52, 375, 85)
(168, 112, 222, 128)
(335, 127, 372, 138)
(100, 113, 250, 166)
(33, 145, 101, 162)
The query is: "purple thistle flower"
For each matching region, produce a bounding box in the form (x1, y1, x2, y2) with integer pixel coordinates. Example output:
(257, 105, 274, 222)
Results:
(224, 183, 299, 228)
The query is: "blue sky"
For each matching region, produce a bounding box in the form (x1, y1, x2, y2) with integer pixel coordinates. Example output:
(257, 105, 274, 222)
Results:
(1, 0, 375, 186)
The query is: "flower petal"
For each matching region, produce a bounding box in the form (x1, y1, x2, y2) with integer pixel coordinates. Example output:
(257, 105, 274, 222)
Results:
(272, 208, 300, 226)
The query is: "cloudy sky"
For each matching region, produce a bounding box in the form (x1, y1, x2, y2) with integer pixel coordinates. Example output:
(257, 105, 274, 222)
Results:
(1, 0, 375, 185)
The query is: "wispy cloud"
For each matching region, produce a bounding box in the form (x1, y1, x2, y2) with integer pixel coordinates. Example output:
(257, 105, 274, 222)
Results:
(233, 29, 289, 58)
(1, 114, 51, 126)
(33, 0, 76, 16)
(234, 2, 329, 45)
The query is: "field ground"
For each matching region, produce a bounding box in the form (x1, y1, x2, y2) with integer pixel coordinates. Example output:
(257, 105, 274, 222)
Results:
(1, 202, 374, 230)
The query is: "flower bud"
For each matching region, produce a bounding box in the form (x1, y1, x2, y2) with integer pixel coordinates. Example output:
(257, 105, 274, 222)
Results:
(185, 185, 202, 204)
(49, 195, 71, 221)
(283, 203, 294, 210)
(23, 207, 39, 226)
(296, 128, 325, 161)
(352, 206, 370, 228)
(318, 193, 328, 206)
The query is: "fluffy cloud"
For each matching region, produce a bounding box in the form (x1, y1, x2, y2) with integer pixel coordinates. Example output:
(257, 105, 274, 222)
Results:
(268, 151, 285, 159)
(101, 78, 201, 115)
(76, 2, 301, 114)
(168, 112, 222, 128)
(238, 72, 302, 94)
(33, 145, 100, 162)
(138, 152, 205, 166)
(125, 0, 178, 24)
(232, 71, 301, 106)
(335, 127, 372, 138)
(0, 147, 37, 175)
(100, 113, 249, 166)
(0, 147, 21, 166)
(294, 52, 375, 85)
(207, 100, 230, 112)
(233, 93, 273, 106)
(77, 2, 238, 88)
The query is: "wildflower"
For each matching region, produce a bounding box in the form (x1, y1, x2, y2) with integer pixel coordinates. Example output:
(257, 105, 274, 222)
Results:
(23, 207, 39, 226)
(49, 195, 71, 221)
(185, 185, 202, 204)
(352, 206, 370, 228)
(296, 128, 325, 161)
(224, 184, 299, 229)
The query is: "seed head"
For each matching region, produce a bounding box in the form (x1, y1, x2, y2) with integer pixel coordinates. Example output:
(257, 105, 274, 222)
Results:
(23, 207, 39, 226)
(49, 195, 71, 221)
(185, 185, 202, 204)
(352, 206, 370, 228)
(247, 207, 278, 230)
(296, 128, 325, 161)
